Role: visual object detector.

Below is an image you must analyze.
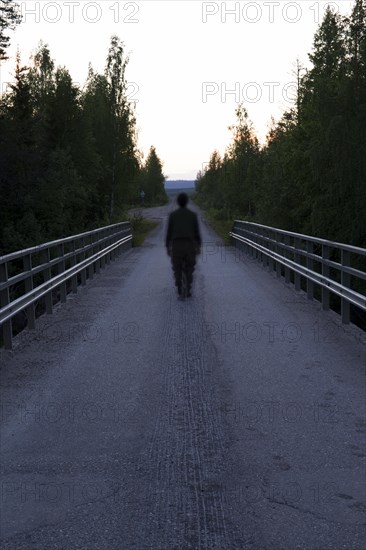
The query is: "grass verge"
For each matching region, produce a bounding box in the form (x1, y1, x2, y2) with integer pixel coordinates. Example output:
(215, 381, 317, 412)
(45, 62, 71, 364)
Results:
(129, 216, 160, 247)
(194, 203, 233, 245)
(205, 218, 234, 245)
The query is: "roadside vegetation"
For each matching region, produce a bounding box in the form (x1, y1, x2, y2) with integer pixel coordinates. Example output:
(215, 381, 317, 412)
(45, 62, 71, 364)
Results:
(0, 27, 167, 255)
(128, 211, 159, 247)
(195, 0, 366, 248)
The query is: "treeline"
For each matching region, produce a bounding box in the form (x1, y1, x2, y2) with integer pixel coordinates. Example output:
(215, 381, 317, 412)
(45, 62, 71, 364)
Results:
(195, 0, 366, 247)
(0, 36, 167, 255)
(0, 0, 21, 60)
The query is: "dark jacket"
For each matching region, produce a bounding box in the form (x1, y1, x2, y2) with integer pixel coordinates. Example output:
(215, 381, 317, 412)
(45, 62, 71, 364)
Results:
(166, 207, 201, 249)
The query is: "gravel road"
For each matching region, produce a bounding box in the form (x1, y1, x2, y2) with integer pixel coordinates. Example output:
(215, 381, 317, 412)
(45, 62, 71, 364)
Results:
(1, 199, 365, 549)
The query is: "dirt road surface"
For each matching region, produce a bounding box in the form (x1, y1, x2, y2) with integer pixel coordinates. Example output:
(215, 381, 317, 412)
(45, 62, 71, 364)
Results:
(1, 200, 365, 549)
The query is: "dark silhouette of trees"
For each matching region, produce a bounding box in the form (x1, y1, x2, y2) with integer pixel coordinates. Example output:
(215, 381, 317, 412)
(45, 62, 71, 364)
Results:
(139, 146, 167, 205)
(0, 36, 161, 255)
(196, 0, 366, 247)
(0, 0, 21, 60)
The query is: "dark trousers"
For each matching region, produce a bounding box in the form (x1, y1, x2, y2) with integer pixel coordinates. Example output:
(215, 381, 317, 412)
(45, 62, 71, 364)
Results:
(171, 239, 196, 290)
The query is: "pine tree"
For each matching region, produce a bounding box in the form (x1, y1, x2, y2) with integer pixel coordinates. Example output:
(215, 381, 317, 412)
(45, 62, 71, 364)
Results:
(105, 35, 139, 220)
(0, 52, 42, 252)
(140, 146, 167, 205)
(0, 0, 21, 59)
(224, 104, 259, 217)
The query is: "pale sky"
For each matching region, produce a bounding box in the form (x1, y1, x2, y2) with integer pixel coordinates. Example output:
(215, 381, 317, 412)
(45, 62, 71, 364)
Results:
(0, 1, 354, 179)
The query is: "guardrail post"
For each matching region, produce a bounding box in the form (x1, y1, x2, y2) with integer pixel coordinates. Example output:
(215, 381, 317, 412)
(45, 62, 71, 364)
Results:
(101, 232, 106, 269)
(261, 228, 267, 269)
(268, 229, 274, 273)
(251, 227, 258, 262)
(95, 232, 101, 274)
(112, 231, 116, 259)
(42, 248, 53, 314)
(245, 236, 249, 257)
(114, 228, 119, 257)
(235, 224, 241, 255)
(258, 227, 263, 266)
(306, 241, 314, 300)
(341, 249, 351, 324)
(261, 228, 266, 268)
(276, 232, 282, 277)
(249, 225, 256, 260)
(112, 230, 117, 260)
(57, 244, 67, 303)
(81, 236, 87, 286)
(247, 226, 253, 259)
(284, 235, 291, 283)
(0, 261, 12, 349)
(23, 253, 36, 329)
(70, 239, 78, 293)
(322, 244, 330, 310)
(242, 226, 249, 256)
(106, 229, 111, 265)
(88, 234, 94, 279)
(294, 237, 301, 291)
(120, 226, 125, 254)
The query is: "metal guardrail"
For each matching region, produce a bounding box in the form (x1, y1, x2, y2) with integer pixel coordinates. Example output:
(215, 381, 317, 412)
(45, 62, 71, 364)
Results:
(0, 222, 132, 349)
(230, 220, 366, 325)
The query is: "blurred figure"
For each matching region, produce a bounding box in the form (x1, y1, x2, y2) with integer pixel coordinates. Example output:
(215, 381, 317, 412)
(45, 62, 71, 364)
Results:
(166, 193, 201, 298)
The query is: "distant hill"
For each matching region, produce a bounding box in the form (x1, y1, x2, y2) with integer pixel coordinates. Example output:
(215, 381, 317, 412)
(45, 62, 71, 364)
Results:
(165, 180, 195, 190)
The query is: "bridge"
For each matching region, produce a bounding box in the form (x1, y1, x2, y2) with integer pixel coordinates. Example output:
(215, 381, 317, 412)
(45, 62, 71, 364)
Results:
(1, 200, 365, 549)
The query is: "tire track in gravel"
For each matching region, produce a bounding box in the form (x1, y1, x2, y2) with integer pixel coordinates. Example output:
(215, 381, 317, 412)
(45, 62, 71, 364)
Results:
(138, 270, 237, 549)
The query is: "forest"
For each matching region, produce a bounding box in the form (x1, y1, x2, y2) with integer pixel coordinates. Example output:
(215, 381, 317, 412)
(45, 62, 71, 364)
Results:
(0, 3, 167, 256)
(195, 0, 366, 248)
(1, 0, 365, 256)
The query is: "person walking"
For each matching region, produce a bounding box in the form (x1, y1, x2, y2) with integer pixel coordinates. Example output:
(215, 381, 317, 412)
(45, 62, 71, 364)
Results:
(166, 193, 201, 298)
